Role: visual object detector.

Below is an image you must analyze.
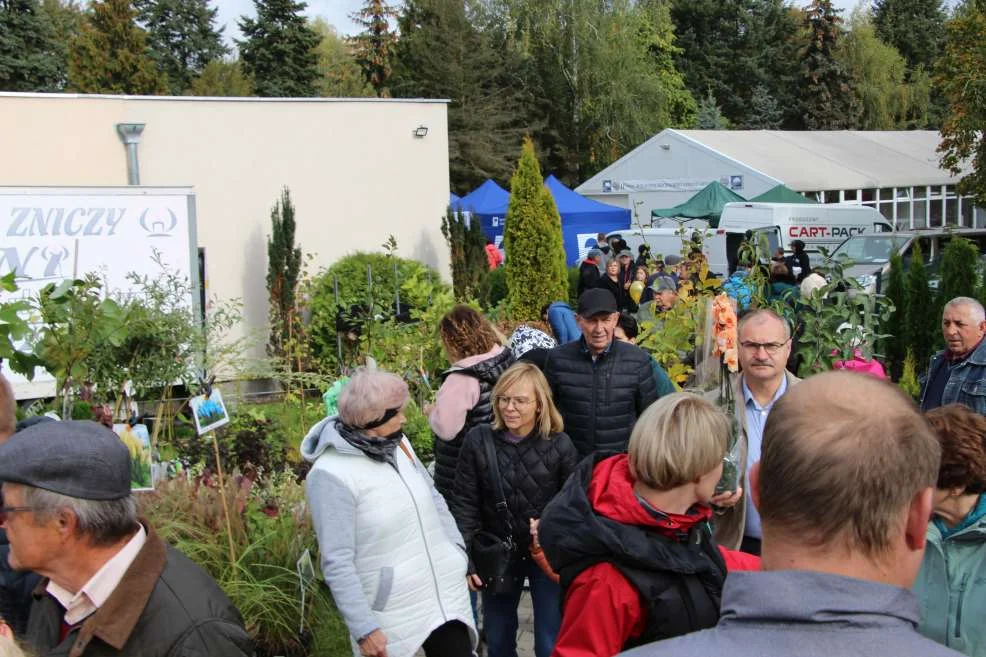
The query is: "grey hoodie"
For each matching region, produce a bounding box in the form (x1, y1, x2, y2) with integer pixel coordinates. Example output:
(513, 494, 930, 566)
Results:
(301, 417, 465, 641)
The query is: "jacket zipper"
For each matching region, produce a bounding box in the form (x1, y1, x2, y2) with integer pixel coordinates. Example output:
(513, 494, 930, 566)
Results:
(395, 463, 448, 621)
(954, 573, 968, 639)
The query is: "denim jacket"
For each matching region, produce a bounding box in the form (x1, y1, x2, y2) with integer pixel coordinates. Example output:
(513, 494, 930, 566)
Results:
(920, 339, 986, 414)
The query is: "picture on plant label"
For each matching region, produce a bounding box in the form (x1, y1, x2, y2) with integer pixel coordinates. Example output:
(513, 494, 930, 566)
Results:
(113, 422, 154, 491)
(190, 388, 230, 435)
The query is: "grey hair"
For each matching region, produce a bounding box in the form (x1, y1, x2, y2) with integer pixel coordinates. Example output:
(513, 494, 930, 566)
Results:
(337, 367, 409, 429)
(945, 297, 986, 323)
(738, 308, 791, 341)
(21, 485, 138, 546)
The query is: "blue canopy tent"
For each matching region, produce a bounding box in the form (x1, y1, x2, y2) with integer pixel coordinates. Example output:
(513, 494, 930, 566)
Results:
(544, 175, 631, 264)
(449, 192, 460, 207)
(456, 179, 510, 245)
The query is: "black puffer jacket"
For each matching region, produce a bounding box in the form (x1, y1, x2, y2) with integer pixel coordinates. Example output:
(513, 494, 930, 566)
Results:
(450, 425, 579, 583)
(542, 339, 658, 457)
(432, 348, 515, 500)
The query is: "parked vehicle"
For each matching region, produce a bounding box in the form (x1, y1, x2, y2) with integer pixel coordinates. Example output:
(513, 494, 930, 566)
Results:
(606, 227, 730, 276)
(830, 228, 986, 293)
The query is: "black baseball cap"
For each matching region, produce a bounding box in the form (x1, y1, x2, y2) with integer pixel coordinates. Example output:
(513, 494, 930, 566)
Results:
(577, 288, 618, 318)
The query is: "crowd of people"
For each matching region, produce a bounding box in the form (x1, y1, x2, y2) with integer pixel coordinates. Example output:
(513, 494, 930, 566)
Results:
(0, 253, 985, 657)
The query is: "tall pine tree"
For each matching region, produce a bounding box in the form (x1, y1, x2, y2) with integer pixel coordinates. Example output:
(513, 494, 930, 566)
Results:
(743, 85, 784, 129)
(0, 0, 65, 91)
(883, 251, 907, 380)
(392, 0, 527, 191)
(237, 0, 320, 97)
(349, 0, 397, 97)
(503, 137, 568, 320)
(68, 0, 167, 94)
(799, 0, 860, 129)
(135, 0, 228, 95)
(873, 0, 946, 73)
(266, 186, 302, 359)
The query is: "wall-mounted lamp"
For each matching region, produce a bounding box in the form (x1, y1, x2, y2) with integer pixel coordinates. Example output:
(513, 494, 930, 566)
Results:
(659, 143, 671, 151)
(413, 125, 429, 138)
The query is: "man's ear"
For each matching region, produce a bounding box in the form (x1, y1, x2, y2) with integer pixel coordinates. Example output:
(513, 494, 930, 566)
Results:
(905, 487, 934, 552)
(55, 508, 78, 541)
(749, 461, 761, 511)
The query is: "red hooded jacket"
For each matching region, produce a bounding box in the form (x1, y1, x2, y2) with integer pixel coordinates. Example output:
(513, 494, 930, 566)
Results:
(551, 455, 760, 657)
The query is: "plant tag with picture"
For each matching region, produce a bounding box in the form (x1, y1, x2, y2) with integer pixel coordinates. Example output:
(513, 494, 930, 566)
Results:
(189, 388, 230, 435)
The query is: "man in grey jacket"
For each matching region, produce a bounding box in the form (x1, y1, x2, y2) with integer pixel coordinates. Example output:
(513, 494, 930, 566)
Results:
(622, 371, 963, 657)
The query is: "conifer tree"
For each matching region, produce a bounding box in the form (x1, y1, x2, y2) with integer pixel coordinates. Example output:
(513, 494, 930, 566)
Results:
(697, 90, 728, 129)
(742, 85, 783, 129)
(883, 251, 907, 380)
(0, 0, 65, 91)
(68, 0, 167, 94)
(134, 0, 228, 95)
(937, 235, 980, 322)
(266, 186, 302, 358)
(799, 0, 860, 129)
(503, 137, 568, 320)
(237, 0, 320, 97)
(873, 0, 945, 72)
(441, 208, 488, 302)
(904, 240, 936, 372)
(349, 0, 397, 97)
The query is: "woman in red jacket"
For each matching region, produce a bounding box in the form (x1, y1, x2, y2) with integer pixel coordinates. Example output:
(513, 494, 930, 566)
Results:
(538, 393, 758, 657)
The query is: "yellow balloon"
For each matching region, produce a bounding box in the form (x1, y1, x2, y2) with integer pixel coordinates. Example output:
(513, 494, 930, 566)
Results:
(630, 280, 645, 303)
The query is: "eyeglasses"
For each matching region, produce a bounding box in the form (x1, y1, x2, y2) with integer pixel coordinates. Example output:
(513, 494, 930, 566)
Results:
(740, 339, 791, 355)
(0, 506, 38, 523)
(495, 395, 534, 409)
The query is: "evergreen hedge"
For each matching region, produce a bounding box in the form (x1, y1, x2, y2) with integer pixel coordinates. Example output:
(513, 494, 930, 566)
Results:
(883, 251, 906, 380)
(904, 241, 937, 371)
(503, 137, 569, 320)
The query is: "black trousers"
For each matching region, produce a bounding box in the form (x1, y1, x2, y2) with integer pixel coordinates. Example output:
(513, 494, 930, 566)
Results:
(422, 620, 474, 657)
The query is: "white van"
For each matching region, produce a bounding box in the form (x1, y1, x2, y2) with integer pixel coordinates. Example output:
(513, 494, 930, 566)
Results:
(718, 202, 893, 266)
(605, 227, 731, 276)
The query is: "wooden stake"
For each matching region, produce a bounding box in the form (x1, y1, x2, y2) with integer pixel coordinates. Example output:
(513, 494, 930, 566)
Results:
(211, 431, 237, 566)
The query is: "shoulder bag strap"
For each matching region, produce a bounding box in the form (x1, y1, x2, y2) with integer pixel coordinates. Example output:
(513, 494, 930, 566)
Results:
(480, 429, 514, 542)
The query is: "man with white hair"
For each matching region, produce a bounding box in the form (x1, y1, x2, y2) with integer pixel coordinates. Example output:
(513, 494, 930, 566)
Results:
(921, 296, 986, 414)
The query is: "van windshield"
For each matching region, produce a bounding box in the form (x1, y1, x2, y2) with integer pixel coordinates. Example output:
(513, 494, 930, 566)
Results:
(831, 234, 906, 265)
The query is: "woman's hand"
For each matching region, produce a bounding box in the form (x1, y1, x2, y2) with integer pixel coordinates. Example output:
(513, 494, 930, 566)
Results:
(358, 629, 388, 657)
(466, 573, 484, 591)
(529, 518, 541, 549)
(711, 487, 743, 509)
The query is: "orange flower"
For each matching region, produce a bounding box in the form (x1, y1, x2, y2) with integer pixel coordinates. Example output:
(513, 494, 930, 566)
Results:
(724, 347, 739, 372)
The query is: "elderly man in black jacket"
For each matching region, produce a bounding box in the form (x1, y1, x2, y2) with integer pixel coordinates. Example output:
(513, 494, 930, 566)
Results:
(543, 289, 659, 457)
(0, 420, 253, 657)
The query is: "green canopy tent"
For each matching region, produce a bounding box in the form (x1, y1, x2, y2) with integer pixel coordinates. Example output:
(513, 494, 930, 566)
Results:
(651, 182, 745, 228)
(750, 185, 811, 204)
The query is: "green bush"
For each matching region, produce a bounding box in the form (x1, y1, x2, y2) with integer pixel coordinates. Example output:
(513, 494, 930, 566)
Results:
(307, 251, 447, 365)
(568, 266, 580, 306)
(502, 137, 569, 320)
(883, 252, 906, 381)
(938, 236, 980, 324)
(403, 399, 433, 462)
(485, 266, 508, 309)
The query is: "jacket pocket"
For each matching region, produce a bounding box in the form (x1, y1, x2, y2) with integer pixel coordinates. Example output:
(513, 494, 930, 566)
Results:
(959, 380, 986, 413)
(371, 566, 394, 612)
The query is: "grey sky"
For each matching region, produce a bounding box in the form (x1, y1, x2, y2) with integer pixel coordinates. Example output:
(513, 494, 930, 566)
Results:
(213, 0, 876, 46)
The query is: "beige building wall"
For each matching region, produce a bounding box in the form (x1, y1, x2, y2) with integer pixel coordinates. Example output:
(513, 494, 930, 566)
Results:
(0, 93, 451, 360)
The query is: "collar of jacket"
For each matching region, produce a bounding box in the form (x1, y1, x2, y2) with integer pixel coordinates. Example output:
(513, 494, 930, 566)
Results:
(33, 519, 166, 653)
(579, 337, 613, 358)
(947, 337, 986, 365)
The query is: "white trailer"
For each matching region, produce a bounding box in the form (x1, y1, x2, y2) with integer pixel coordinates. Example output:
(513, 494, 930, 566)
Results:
(0, 186, 198, 399)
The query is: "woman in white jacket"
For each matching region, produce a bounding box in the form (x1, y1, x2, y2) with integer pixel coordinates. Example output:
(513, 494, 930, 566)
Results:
(302, 368, 477, 657)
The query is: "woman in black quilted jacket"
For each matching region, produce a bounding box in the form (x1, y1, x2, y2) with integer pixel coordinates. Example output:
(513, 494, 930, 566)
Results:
(450, 362, 579, 657)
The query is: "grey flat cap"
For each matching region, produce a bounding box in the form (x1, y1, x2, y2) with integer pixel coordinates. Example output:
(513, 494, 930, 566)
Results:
(0, 420, 131, 500)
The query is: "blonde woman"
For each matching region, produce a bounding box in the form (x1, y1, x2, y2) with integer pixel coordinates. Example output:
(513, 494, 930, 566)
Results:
(450, 363, 579, 657)
(538, 393, 758, 657)
(302, 368, 476, 657)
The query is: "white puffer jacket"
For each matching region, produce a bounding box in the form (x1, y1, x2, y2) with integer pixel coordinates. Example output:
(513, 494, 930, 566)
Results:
(302, 417, 476, 657)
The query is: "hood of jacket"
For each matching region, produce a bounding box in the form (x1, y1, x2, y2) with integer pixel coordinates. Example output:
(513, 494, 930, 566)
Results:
(300, 416, 361, 463)
(540, 453, 716, 581)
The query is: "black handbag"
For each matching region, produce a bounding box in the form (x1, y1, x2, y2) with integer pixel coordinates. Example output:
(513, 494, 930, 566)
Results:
(470, 431, 519, 594)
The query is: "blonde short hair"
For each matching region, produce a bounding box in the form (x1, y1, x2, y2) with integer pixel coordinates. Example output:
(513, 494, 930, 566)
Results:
(491, 363, 564, 438)
(628, 393, 729, 490)
(337, 367, 409, 429)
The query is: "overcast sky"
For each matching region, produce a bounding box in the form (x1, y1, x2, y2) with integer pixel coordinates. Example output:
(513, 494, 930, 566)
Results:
(213, 0, 876, 45)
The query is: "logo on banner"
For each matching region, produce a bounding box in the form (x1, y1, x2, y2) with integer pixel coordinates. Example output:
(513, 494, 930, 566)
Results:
(577, 233, 598, 261)
(140, 208, 178, 237)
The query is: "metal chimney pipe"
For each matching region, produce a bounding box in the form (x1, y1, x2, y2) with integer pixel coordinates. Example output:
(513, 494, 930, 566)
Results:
(116, 123, 145, 185)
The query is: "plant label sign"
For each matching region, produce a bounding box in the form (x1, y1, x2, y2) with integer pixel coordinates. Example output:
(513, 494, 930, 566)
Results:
(113, 423, 155, 491)
(190, 389, 230, 435)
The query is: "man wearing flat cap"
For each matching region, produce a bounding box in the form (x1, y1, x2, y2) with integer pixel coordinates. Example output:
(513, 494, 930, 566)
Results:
(0, 420, 253, 657)
(542, 288, 658, 458)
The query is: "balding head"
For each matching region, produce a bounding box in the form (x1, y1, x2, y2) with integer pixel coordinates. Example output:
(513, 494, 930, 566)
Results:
(0, 372, 15, 443)
(753, 371, 939, 582)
